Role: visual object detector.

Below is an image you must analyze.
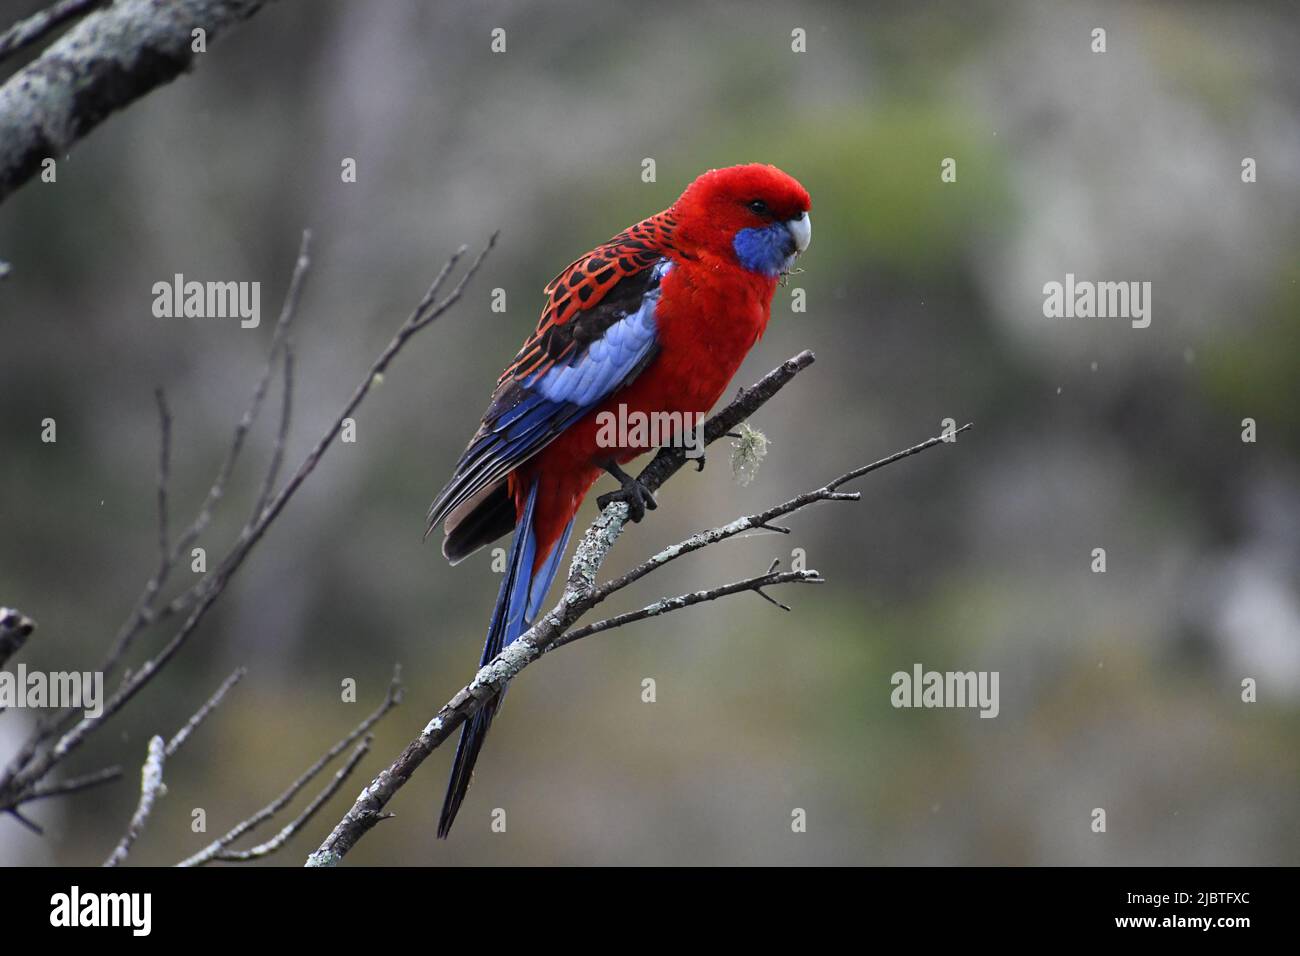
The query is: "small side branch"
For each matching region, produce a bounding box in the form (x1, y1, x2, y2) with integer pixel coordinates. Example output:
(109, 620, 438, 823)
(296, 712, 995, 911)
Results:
(192, 737, 373, 864)
(551, 567, 816, 650)
(101, 231, 313, 681)
(178, 669, 401, 866)
(102, 735, 165, 867)
(101, 667, 246, 866)
(553, 565, 824, 649)
(24, 765, 123, 802)
(165, 667, 245, 757)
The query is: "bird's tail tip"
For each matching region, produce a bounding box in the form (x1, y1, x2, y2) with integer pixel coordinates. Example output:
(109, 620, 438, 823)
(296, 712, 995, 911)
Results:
(436, 704, 494, 839)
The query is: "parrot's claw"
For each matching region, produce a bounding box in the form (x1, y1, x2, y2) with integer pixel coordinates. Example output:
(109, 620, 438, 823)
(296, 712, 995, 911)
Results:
(687, 433, 738, 472)
(597, 478, 657, 522)
(598, 462, 658, 522)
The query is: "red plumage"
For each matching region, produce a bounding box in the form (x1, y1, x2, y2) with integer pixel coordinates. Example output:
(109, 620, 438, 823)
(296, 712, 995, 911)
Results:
(473, 164, 811, 571)
(429, 164, 811, 835)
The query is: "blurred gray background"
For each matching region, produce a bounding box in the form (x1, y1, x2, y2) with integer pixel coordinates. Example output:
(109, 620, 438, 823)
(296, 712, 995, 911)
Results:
(1, 0, 1297, 865)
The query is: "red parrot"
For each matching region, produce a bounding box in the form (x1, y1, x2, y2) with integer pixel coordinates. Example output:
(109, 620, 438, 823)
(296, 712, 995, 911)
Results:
(427, 163, 812, 836)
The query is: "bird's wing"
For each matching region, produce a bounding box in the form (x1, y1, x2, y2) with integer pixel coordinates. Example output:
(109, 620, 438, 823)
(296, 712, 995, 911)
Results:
(501, 213, 679, 384)
(426, 229, 675, 540)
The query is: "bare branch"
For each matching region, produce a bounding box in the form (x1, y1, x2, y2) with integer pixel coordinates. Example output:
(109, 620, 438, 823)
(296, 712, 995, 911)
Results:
(0, 0, 104, 64)
(0, 0, 277, 205)
(102, 666, 246, 866)
(0, 231, 488, 813)
(309, 389, 970, 865)
(0, 231, 316, 789)
(166, 667, 245, 757)
(307, 351, 828, 865)
(24, 765, 123, 802)
(102, 735, 165, 867)
(178, 670, 402, 867)
(99, 230, 312, 683)
(5, 807, 42, 834)
(591, 422, 976, 603)
(198, 737, 374, 864)
(249, 343, 294, 525)
(554, 566, 824, 649)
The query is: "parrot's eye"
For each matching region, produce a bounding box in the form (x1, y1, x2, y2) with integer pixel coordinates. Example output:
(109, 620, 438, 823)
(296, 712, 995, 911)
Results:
(746, 199, 771, 216)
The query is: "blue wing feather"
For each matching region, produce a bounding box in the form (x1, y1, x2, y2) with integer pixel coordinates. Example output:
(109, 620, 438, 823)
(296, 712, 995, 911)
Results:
(526, 262, 664, 406)
(435, 261, 671, 835)
(427, 260, 670, 534)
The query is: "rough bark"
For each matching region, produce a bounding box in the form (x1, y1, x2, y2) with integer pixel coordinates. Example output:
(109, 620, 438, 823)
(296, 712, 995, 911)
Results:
(0, 0, 273, 204)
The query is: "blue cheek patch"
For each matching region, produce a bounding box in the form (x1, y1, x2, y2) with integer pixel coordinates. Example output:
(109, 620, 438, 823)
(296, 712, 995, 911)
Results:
(733, 223, 795, 277)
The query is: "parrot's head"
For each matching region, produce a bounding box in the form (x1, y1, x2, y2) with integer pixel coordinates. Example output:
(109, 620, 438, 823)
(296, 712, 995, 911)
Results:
(672, 164, 812, 278)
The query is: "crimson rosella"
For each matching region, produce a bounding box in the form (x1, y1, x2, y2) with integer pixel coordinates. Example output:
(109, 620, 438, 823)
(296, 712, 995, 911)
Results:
(426, 163, 812, 836)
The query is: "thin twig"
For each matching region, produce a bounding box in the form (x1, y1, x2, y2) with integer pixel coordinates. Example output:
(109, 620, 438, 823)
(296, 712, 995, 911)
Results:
(101, 667, 248, 866)
(249, 343, 294, 524)
(178, 669, 402, 866)
(24, 765, 123, 802)
(7, 806, 42, 834)
(0, 234, 315, 789)
(102, 735, 165, 867)
(166, 667, 245, 757)
(100, 230, 313, 679)
(592, 422, 976, 604)
(200, 737, 374, 864)
(554, 567, 824, 648)
(0, 232, 488, 813)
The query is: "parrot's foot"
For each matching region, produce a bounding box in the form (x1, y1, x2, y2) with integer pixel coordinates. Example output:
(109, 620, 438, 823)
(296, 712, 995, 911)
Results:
(688, 433, 741, 473)
(598, 462, 658, 522)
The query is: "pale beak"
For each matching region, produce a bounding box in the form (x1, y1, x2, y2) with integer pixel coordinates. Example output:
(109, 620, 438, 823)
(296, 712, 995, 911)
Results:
(786, 212, 812, 253)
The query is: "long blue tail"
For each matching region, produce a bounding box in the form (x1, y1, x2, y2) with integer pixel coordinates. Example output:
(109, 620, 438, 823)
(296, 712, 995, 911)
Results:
(437, 479, 574, 838)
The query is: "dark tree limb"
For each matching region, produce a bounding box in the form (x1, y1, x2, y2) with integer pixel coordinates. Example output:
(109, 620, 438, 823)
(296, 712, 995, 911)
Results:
(0, 0, 276, 204)
(0, 607, 35, 669)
